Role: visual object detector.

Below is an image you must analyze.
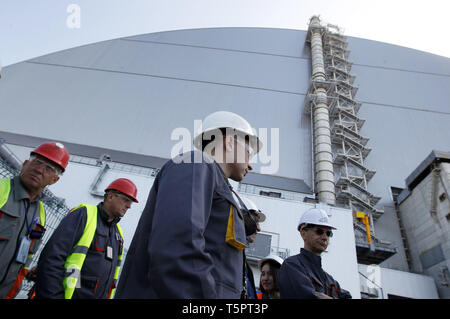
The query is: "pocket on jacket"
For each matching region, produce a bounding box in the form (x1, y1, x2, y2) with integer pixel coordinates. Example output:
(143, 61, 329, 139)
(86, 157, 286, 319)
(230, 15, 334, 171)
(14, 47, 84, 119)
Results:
(79, 275, 100, 297)
(91, 232, 107, 253)
(0, 211, 19, 241)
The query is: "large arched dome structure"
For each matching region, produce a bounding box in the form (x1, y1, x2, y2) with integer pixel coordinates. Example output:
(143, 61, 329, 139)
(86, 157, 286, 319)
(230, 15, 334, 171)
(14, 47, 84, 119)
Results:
(1, 26, 449, 298)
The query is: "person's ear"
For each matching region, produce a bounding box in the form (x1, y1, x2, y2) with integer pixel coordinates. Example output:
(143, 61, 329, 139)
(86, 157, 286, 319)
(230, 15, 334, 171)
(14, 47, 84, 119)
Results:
(49, 175, 60, 185)
(299, 228, 307, 241)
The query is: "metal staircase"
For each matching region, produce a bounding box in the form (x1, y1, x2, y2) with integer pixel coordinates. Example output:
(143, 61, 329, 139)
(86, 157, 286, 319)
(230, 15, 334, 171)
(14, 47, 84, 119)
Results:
(322, 24, 384, 220)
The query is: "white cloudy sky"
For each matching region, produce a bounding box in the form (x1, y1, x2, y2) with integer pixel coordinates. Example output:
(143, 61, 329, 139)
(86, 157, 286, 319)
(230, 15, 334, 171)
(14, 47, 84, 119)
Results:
(1, 0, 450, 67)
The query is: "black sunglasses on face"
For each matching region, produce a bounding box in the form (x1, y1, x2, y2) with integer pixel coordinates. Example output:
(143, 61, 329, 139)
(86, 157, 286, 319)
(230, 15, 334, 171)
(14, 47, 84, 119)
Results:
(307, 227, 333, 237)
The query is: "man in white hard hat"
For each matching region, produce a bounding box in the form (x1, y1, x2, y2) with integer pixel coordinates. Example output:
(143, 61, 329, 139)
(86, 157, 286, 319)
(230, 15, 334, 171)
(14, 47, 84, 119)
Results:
(116, 111, 261, 299)
(278, 208, 352, 299)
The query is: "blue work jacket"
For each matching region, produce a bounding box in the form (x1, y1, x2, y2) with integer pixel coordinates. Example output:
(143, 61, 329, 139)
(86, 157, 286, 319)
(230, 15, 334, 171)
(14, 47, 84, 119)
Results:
(278, 248, 352, 299)
(115, 151, 247, 299)
(35, 203, 122, 299)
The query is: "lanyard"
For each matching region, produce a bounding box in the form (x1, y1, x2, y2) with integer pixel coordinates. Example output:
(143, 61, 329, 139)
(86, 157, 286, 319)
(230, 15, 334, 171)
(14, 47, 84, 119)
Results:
(23, 201, 38, 237)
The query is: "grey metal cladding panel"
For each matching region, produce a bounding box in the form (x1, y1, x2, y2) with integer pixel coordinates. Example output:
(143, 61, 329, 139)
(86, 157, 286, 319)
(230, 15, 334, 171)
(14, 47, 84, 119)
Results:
(31, 38, 310, 95)
(125, 27, 310, 59)
(243, 172, 312, 194)
(348, 36, 450, 75)
(358, 104, 450, 204)
(353, 65, 450, 113)
(29, 40, 117, 68)
(0, 62, 310, 181)
(419, 245, 445, 269)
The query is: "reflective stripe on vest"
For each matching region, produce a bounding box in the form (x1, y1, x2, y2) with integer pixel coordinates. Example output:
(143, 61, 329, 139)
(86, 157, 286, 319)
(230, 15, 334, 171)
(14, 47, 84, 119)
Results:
(0, 178, 46, 226)
(0, 178, 46, 299)
(63, 204, 124, 299)
(108, 223, 123, 299)
(0, 178, 10, 208)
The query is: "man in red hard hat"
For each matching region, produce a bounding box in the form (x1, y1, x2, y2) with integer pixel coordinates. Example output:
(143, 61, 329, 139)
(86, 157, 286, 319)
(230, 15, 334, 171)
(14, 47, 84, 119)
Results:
(0, 142, 69, 299)
(34, 178, 138, 299)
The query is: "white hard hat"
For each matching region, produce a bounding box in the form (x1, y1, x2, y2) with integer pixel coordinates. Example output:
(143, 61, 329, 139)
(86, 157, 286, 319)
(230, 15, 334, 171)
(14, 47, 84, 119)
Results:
(258, 255, 284, 270)
(298, 208, 337, 230)
(193, 111, 262, 155)
(241, 197, 266, 222)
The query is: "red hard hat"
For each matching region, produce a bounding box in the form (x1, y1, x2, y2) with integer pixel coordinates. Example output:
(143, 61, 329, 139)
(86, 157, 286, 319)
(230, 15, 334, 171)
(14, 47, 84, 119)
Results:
(105, 178, 139, 203)
(31, 142, 70, 172)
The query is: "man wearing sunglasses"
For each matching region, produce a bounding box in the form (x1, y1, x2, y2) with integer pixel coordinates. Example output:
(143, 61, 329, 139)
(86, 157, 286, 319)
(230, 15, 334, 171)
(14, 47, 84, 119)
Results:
(0, 142, 69, 299)
(278, 208, 352, 299)
(34, 178, 138, 299)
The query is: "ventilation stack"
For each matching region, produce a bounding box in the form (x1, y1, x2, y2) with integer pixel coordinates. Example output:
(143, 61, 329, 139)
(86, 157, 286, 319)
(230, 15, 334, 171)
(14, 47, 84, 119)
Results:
(306, 16, 336, 206)
(304, 16, 396, 264)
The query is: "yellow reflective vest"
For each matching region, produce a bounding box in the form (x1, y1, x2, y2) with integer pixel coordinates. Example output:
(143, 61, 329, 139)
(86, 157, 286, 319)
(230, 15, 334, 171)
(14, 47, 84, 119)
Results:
(63, 204, 124, 299)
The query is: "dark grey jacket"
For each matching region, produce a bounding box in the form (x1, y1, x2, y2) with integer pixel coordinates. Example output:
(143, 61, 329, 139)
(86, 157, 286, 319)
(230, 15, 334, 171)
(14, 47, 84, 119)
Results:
(115, 151, 247, 299)
(35, 203, 123, 299)
(0, 176, 45, 299)
(278, 248, 352, 299)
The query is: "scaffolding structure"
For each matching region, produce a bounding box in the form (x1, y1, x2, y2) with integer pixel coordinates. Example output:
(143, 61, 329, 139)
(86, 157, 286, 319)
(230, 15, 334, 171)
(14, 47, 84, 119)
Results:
(304, 16, 396, 264)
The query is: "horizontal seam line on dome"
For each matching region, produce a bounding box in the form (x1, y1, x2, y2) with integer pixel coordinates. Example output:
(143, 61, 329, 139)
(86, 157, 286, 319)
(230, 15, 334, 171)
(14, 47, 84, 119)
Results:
(120, 38, 310, 60)
(25, 61, 450, 114)
(25, 61, 305, 96)
(360, 100, 450, 115)
(352, 63, 450, 78)
(121, 38, 450, 77)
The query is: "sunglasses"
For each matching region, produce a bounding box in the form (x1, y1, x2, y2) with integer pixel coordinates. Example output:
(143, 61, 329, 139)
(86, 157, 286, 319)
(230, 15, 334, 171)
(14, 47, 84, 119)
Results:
(305, 227, 333, 238)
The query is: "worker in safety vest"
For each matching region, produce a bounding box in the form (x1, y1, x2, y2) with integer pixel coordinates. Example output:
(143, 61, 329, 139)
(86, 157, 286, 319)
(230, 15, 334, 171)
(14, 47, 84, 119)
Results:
(34, 178, 138, 299)
(278, 208, 352, 299)
(0, 142, 69, 299)
(115, 111, 262, 298)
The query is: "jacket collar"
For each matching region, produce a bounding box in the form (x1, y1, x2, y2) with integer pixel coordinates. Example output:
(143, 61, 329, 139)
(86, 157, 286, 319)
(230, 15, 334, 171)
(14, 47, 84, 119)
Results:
(13, 176, 44, 202)
(301, 248, 322, 268)
(97, 202, 120, 225)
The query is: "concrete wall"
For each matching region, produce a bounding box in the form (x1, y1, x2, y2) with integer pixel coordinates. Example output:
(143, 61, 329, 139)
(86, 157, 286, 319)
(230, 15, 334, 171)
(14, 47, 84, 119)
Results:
(398, 161, 450, 298)
(359, 264, 438, 299)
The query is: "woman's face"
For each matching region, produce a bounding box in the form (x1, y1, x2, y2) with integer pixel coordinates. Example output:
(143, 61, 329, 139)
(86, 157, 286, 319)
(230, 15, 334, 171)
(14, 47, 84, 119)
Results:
(260, 263, 275, 292)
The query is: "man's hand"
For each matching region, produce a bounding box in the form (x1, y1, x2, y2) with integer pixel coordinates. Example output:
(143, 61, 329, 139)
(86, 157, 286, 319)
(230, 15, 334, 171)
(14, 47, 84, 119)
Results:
(314, 291, 333, 299)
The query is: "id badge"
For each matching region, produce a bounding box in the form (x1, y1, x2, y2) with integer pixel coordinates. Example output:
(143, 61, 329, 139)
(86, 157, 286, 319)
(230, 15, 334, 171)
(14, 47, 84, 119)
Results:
(106, 246, 113, 260)
(16, 236, 31, 264)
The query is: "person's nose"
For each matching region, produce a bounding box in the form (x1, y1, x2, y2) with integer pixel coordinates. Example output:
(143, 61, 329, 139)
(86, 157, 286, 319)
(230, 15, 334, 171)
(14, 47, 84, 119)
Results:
(32, 163, 46, 175)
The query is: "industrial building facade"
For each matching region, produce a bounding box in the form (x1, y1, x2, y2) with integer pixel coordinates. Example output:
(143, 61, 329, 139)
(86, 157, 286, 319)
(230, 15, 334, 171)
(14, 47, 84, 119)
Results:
(1, 19, 449, 298)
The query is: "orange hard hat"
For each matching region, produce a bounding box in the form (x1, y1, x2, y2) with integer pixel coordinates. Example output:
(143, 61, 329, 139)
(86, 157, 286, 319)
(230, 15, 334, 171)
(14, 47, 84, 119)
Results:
(31, 142, 70, 172)
(105, 178, 139, 203)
